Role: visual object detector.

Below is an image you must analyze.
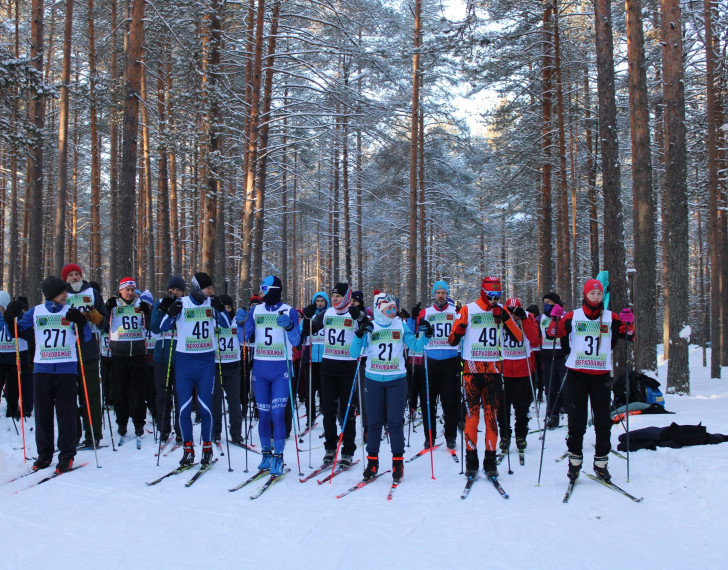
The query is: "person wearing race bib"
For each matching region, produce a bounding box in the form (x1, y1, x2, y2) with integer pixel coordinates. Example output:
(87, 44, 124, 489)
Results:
(140, 290, 158, 422)
(545, 279, 635, 483)
(62, 264, 109, 448)
(236, 295, 262, 424)
(105, 277, 151, 442)
(211, 294, 244, 445)
(4, 276, 92, 473)
(300, 291, 329, 429)
(350, 292, 432, 483)
(149, 276, 185, 444)
(525, 304, 545, 403)
(405, 281, 462, 451)
(242, 276, 300, 476)
(499, 298, 541, 454)
(159, 272, 230, 467)
(448, 276, 523, 479)
(0, 291, 31, 421)
(539, 292, 569, 429)
(309, 283, 365, 469)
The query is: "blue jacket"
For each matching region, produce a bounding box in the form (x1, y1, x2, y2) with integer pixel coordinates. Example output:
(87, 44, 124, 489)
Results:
(302, 291, 329, 363)
(12, 301, 93, 374)
(244, 301, 300, 349)
(150, 298, 177, 365)
(350, 323, 429, 382)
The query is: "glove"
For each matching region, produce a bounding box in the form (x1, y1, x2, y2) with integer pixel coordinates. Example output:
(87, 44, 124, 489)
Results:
(355, 319, 373, 338)
(398, 308, 410, 320)
(455, 301, 462, 313)
(159, 294, 174, 314)
(105, 297, 118, 311)
(619, 307, 634, 325)
(83, 307, 104, 326)
(66, 307, 88, 327)
(453, 321, 467, 336)
(302, 303, 317, 319)
(166, 299, 182, 317)
(417, 318, 434, 338)
(209, 295, 224, 313)
(140, 291, 154, 306)
(139, 301, 151, 320)
(411, 302, 422, 320)
(549, 304, 564, 320)
(277, 312, 293, 331)
(3, 300, 23, 322)
(349, 305, 362, 321)
(512, 306, 527, 320)
(236, 308, 248, 326)
(491, 305, 510, 325)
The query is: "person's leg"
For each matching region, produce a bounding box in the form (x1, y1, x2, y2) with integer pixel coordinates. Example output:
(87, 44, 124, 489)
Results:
(55, 373, 79, 466)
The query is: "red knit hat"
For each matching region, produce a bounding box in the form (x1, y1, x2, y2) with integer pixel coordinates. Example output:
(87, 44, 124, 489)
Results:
(583, 279, 603, 296)
(119, 277, 137, 291)
(61, 263, 83, 282)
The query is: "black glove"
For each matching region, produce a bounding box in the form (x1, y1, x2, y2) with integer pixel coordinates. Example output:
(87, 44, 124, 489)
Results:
(139, 301, 151, 321)
(491, 305, 510, 325)
(512, 306, 527, 320)
(455, 301, 462, 313)
(209, 295, 224, 313)
(411, 302, 422, 320)
(398, 308, 410, 320)
(159, 294, 174, 314)
(349, 305, 362, 321)
(66, 307, 88, 327)
(302, 303, 317, 319)
(355, 319, 373, 338)
(417, 318, 434, 338)
(166, 299, 182, 317)
(105, 297, 118, 311)
(3, 300, 23, 322)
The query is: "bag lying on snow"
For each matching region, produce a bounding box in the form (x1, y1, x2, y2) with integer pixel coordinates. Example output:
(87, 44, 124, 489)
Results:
(617, 422, 728, 452)
(611, 402, 672, 423)
(613, 372, 664, 409)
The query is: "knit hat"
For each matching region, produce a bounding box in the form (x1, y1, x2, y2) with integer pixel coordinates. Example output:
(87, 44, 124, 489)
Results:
(0, 291, 11, 310)
(332, 283, 352, 314)
(332, 283, 349, 297)
(140, 290, 154, 305)
(219, 294, 234, 308)
(432, 280, 450, 297)
(583, 279, 603, 296)
(193, 272, 213, 290)
(61, 263, 83, 282)
(167, 275, 186, 291)
(542, 292, 563, 307)
(42, 276, 68, 301)
(119, 277, 136, 291)
(373, 292, 398, 326)
(249, 295, 262, 305)
(526, 304, 540, 317)
(15, 296, 29, 311)
(481, 276, 502, 293)
(352, 290, 364, 305)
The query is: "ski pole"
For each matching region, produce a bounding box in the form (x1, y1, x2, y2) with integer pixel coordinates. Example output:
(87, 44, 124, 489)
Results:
(329, 340, 366, 482)
(520, 321, 541, 433)
(157, 326, 174, 466)
(75, 324, 100, 468)
(307, 335, 313, 468)
(241, 336, 249, 472)
(406, 365, 413, 448)
(459, 362, 465, 474)
(496, 323, 512, 475)
(423, 346, 436, 479)
(625, 337, 631, 482)
(356, 354, 366, 466)
(214, 316, 233, 472)
(280, 311, 303, 476)
(13, 318, 27, 462)
(537, 331, 559, 487)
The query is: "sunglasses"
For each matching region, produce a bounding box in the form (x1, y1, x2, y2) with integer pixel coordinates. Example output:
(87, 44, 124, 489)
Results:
(259, 285, 280, 295)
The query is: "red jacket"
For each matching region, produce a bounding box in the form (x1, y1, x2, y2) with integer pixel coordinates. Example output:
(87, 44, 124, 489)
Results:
(502, 313, 541, 378)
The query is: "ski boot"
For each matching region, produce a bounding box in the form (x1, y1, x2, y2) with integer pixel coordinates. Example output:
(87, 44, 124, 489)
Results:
(270, 453, 284, 476)
(322, 448, 336, 465)
(258, 448, 272, 470)
(499, 437, 510, 454)
(55, 457, 74, 474)
(516, 437, 527, 452)
(201, 441, 213, 466)
(392, 456, 404, 483)
(483, 450, 498, 478)
(33, 456, 52, 471)
(363, 455, 379, 481)
(180, 441, 195, 466)
(593, 455, 611, 482)
(339, 454, 353, 469)
(465, 450, 479, 478)
(446, 438, 457, 451)
(567, 453, 582, 482)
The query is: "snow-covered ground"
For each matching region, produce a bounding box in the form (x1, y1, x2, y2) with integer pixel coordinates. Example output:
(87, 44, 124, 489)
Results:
(1, 346, 726, 569)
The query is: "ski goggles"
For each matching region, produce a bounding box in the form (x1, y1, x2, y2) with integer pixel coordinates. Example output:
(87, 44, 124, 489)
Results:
(485, 291, 502, 300)
(377, 295, 398, 317)
(259, 284, 280, 295)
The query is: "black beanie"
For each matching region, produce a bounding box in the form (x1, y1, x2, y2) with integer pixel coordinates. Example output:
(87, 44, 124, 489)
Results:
(332, 283, 349, 297)
(42, 276, 68, 301)
(167, 275, 186, 291)
(542, 292, 563, 307)
(352, 290, 364, 305)
(219, 294, 234, 308)
(526, 304, 540, 317)
(193, 272, 213, 290)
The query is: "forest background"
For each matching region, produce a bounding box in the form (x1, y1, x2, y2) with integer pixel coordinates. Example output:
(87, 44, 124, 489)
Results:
(0, 0, 727, 392)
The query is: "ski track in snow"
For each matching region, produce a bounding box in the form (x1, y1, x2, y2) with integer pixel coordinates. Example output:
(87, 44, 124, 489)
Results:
(0, 345, 726, 569)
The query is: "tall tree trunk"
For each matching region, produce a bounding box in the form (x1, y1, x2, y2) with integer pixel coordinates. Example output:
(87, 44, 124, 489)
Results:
(418, 102, 427, 304)
(54, 0, 73, 274)
(9, 0, 20, 294)
(157, 42, 172, 287)
(118, 0, 144, 279)
(661, 0, 690, 393)
(553, 1, 572, 308)
(594, 0, 628, 347)
(166, 47, 181, 276)
(343, 86, 352, 284)
(140, 57, 155, 292)
(282, 106, 289, 292)
(26, 0, 45, 301)
(627, 0, 658, 374)
(408, 0, 421, 307)
(540, 3, 554, 296)
(332, 120, 340, 283)
(109, 0, 120, 286)
(70, 102, 79, 261)
(88, 0, 102, 284)
(584, 69, 599, 278)
(704, 0, 722, 378)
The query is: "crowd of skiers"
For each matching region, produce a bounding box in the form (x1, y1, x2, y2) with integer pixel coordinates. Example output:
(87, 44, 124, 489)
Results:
(0, 265, 635, 486)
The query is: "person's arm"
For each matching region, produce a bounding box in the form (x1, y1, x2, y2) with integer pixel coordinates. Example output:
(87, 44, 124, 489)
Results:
(448, 304, 469, 346)
(285, 307, 300, 347)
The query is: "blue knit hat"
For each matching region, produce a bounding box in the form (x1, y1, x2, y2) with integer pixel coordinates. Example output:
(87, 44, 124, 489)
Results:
(167, 275, 186, 291)
(432, 280, 450, 298)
